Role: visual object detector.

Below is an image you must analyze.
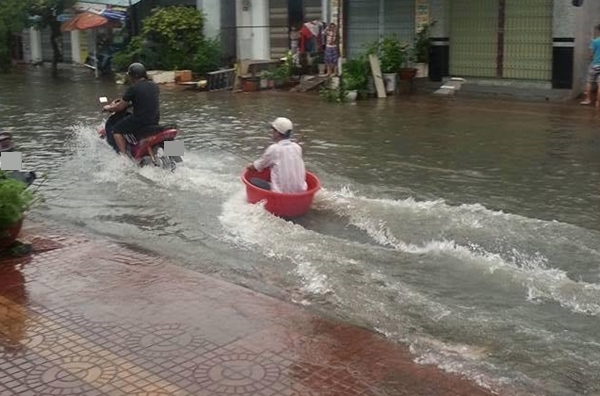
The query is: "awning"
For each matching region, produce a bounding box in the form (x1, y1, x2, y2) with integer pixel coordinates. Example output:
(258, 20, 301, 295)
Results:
(60, 11, 122, 32)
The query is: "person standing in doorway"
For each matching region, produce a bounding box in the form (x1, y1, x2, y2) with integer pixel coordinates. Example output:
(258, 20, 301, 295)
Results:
(325, 22, 339, 77)
(290, 26, 299, 54)
(580, 24, 600, 106)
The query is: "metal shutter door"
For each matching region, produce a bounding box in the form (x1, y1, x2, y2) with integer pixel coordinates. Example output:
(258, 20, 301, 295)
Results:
(503, 0, 552, 80)
(62, 32, 72, 63)
(269, 0, 288, 59)
(346, 0, 379, 58)
(384, 0, 415, 44)
(304, 0, 322, 22)
(449, 0, 498, 78)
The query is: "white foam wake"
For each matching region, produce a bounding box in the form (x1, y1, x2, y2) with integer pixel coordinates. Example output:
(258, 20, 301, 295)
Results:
(317, 186, 600, 317)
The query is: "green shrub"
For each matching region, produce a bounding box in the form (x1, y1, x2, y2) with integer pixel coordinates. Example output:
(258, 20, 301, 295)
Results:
(191, 37, 221, 76)
(112, 6, 222, 76)
(342, 57, 369, 91)
(0, 171, 34, 228)
(319, 85, 349, 103)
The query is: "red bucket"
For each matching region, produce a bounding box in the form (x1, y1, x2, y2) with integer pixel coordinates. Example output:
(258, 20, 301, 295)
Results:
(241, 168, 321, 218)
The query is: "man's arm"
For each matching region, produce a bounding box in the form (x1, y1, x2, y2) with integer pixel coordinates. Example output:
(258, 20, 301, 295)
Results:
(247, 145, 274, 171)
(104, 86, 134, 112)
(103, 99, 129, 113)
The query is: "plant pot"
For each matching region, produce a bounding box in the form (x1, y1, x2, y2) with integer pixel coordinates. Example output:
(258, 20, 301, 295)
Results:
(415, 63, 428, 78)
(267, 79, 274, 89)
(175, 70, 193, 83)
(399, 68, 418, 81)
(328, 76, 340, 89)
(242, 78, 260, 92)
(0, 217, 24, 249)
(383, 73, 398, 94)
(259, 77, 269, 89)
(345, 90, 358, 101)
(318, 63, 326, 75)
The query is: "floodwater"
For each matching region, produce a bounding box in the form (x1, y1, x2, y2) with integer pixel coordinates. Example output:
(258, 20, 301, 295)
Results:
(2, 66, 600, 396)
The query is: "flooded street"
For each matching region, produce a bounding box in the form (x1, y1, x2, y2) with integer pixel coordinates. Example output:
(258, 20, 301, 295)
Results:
(2, 66, 600, 396)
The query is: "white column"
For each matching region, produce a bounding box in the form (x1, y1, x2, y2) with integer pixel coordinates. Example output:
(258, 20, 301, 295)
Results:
(197, 0, 221, 39)
(70, 30, 82, 64)
(236, 0, 252, 59)
(322, 0, 329, 23)
(251, 0, 269, 59)
(29, 27, 42, 63)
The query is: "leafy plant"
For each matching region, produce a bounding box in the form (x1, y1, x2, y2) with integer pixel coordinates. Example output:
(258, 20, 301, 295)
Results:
(191, 36, 221, 76)
(0, 0, 29, 72)
(319, 84, 349, 103)
(0, 171, 34, 228)
(367, 36, 409, 73)
(270, 51, 293, 82)
(27, 0, 78, 74)
(342, 56, 369, 92)
(411, 21, 436, 64)
(113, 6, 222, 77)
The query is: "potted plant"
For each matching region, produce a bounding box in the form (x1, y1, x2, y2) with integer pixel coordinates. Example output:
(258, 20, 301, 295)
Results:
(0, 171, 35, 249)
(342, 56, 370, 101)
(411, 21, 436, 78)
(259, 70, 270, 90)
(271, 64, 290, 88)
(368, 37, 408, 94)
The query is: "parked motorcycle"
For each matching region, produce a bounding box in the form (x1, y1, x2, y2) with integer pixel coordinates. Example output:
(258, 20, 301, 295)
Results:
(85, 52, 113, 76)
(98, 97, 183, 171)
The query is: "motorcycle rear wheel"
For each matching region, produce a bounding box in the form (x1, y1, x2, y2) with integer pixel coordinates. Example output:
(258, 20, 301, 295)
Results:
(152, 146, 178, 172)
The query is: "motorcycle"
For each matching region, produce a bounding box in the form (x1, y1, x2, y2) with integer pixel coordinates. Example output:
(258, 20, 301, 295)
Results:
(84, 52, 113, 76)
(98, 97, 183, 171)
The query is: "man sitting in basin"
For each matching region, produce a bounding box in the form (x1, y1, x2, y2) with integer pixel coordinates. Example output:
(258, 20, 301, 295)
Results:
(246, 117, 307, 193)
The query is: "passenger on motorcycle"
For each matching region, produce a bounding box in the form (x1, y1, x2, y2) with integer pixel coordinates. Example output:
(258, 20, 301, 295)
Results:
(102, 62, 160, 158)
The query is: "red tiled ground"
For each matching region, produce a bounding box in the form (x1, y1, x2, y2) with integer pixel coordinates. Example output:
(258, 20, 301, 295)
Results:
(0, 221, 500, 396)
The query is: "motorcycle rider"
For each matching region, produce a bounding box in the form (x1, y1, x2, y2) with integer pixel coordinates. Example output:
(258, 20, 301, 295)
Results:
(102, 62, 160, 158)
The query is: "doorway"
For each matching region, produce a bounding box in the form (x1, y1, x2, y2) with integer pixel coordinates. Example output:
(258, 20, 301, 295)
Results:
(289, 0, 304, 29)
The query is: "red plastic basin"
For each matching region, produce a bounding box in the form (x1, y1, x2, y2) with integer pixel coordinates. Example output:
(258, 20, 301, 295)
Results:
(241, 168, 321, 218)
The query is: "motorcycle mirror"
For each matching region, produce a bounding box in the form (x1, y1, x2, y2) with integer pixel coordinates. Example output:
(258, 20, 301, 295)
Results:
(99, 97, 108, 103)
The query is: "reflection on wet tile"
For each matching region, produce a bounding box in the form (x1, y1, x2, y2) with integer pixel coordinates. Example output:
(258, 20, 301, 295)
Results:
(0, 222, 498, 396)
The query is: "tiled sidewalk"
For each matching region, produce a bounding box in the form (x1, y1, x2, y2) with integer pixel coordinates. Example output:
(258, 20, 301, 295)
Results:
(0, 222, 497, 396)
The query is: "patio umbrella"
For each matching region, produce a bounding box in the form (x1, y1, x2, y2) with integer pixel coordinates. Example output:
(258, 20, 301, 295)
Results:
(60, 12, 109, 32)
(61, 12, 123, 77)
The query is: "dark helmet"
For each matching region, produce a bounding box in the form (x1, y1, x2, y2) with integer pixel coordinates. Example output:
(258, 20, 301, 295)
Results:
(127, 62, 147, 79)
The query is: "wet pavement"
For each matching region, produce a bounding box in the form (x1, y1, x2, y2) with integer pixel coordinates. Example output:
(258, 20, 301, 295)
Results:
(0, 221, 497, 396)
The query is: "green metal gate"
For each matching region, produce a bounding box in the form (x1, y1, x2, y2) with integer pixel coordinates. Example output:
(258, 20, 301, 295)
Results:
(346, 0, 415, 59)
(449, 0, 553, 81)
(269, 0, 288, 59)
(449, 0, 498, 78)
(503, 0, 553, 80)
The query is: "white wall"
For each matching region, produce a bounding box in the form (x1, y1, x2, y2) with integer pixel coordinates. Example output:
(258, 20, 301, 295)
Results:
(70, 31, 82, 64)
(29, 28, 42, 63)
(197, 0, 221, 39)
(235, 0, 269, 60)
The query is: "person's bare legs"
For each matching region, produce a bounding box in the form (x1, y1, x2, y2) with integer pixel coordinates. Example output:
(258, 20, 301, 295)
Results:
(113, 133, 128, 155)
(581, 82, 592, 105)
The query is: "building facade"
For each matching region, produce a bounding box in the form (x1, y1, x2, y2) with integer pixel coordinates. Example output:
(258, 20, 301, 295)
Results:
(19, 0, 598, 98)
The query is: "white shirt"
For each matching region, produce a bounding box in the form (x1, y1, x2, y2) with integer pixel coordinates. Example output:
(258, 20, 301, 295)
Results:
(254, 140, 307, 193)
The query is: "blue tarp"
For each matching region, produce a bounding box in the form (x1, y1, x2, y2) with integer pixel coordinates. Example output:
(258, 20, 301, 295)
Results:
(77, 0, 143, 7)
(101, 9, 128, 22)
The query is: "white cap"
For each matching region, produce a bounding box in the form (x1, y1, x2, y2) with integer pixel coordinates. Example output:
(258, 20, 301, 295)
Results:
(270, 117, 293, 135)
